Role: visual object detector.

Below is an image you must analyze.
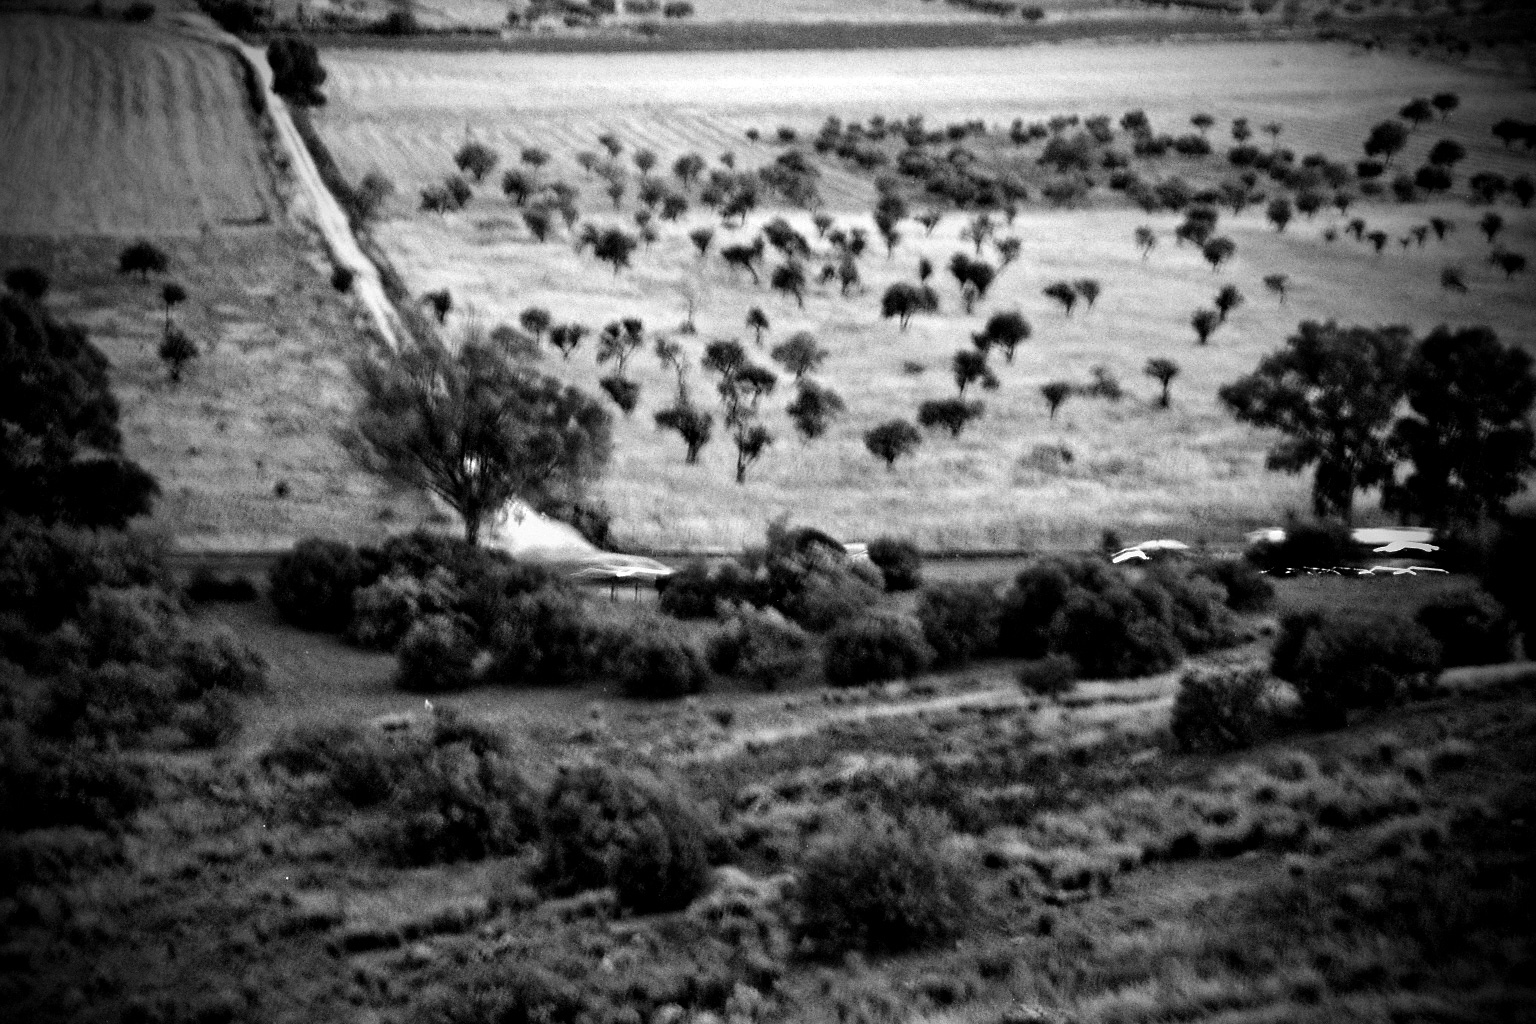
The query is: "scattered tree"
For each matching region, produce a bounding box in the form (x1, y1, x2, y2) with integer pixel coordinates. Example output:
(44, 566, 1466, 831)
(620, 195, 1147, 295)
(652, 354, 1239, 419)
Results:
(917, 398, 984, 437)
(864, 419, 922, 469)
(454, 141, 499, 183)
(1431, 92, 1459, 120)
(721, 239, 765, 284)
(974, 310, 1031, 364)
(549, 323, 588, 361)
(1427, 139, 1467, 168)
(1213, 284, 1244, 322)
(501, 168, 535, 206)
(880, 283, 939, 330)
(118, 240, 168, 280)
(952, 350, 999, 396)
(1201, 236, 1236, 271)
(771, 331, 827, 380)
(1363, 120, 1409, 166)
(688, 226, 714, 257)
(160, 282, 187, 330)
(1134, 225, 1157, 259)
(267, 37, 327, 105)
(1265, 196, 1292, 232)
(1191, 308, 1219, 345)
(1441, 267, 1468, 293)
(786, 380, 846, 441)
(1144, 357, 1180, 408)
(654, 403, 714, 464)
(1073, 278, 1101, 311)
(672, 152, 706, 189)
(158, 326, 198, 383)
(1479, 212, 1504, 244)
(519, 308, 552, 345)
(1399, 98, 1434, 130)
(745, 306, 770, 345)
(593, 227, 639, 274)
(770, 261, 807, 308)
(1042, 282, 1077, 316)
(1040, 381, 1073, 421)
(422, 289, 453, 324)
(1491, 250, 1527, 279)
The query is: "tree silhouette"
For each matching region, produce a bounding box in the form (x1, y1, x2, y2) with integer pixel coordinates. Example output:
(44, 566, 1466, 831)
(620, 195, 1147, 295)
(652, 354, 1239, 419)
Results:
(1042, 282, 1077, 316)
(158, 325, 198, 383)
(1144, 357, 1180, 408)
(501, 169, 535, 206)
(880, 283, 938, 330)
(1385, 326, 1536, 528)
(722, 239, 765, 283)
(549, 323, 588, 360)
(745, 306, 770, 345)
(1263, 274, 1288, 304)
(350, 341, 612, 543)
(1134, 226, 1157, 259)
(1491, 251, 1526, 279)
(1363, 120, 1409, 166)
(672, 152, 705, 189)
(4, 266, 49, 300)
(654, 404, 713, 464)
(918, 398, 984, 437)
(1431, 92, 1459, 120)
(864, 419, 922, 469)
(1073, 279, 1101, 311)
(1218, 320, 1411, 522)
(1191, 308, 1219, 345)
(519, 307, 552, 344)
(952, 350, 999, 396)
(786, 380, 845, 441)
(770, 261, 807, 308)
(1440, 267, 1468, 293)
(1213, 284, 1244, 322)
(1201, 236, 1236, 271)
(974, 310, 1031, 364)
(454, 141, 499, 183)
(118, 240, 168, 280)
(1040, 381, 1073, 421)
(1479, 212, 1504, 244)
(593, 228, 638, 274)
(422, 289, 452, 324)
(160, 282, 187, 330)
(1265, 197, 1292, 232)
(596, 319, 645, 375)
(1399, 98, 1433, 130)
(598, 375, 640, 416)
(771, 331, 827, 380)
(688, 227, 714, 257)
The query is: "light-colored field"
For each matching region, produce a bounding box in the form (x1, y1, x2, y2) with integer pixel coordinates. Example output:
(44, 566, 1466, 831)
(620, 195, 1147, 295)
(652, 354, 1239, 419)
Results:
(316, 39, 1536, 550)
(3, 232, 439, 548)
(0, 13, 279, 235)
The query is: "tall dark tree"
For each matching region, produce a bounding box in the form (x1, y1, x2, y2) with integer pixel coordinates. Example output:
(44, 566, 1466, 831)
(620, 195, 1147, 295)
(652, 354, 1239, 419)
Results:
(770, 331, 827, 381)
(705, 342, 777, 483)
(917, 398, 984, 437)
(117, 240, 168, 280)
(1218, 320, 1412, 522)
(158, 326, 198, 383)
(1385, 326, 1536, 528)
(952, 350, 999, 396)
(267, 37, 327, 105)
(1040, 381, 1073, 421)
(1363, 120, 1410, 166)
(593, 228, 638, 275)
(974, 310, 1031, 364)
(654, 403, 714, 465)
(770, 261, 807, 308)
(0, 295, 159, 527)
(349, 341, 612, 544)
(1144, 357, 1180, 408)
(786, 381, 845, 441)
(880, 283, 938, 330)
(160, 282, 187, 329)
(1042, 282, 1077, 316)
(1213, 284, 1244, 322)
(1191, 308, 1220, 345)
(454, 141, 499, 183)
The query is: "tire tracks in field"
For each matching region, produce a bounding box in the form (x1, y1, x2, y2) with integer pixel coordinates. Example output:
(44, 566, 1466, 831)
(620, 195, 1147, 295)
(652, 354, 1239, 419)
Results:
(173, 14, 405, 349)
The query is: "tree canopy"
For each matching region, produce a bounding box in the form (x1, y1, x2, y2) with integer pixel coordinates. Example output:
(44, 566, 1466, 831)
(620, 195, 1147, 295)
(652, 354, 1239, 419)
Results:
(0, 294, 159, 528)
(349, 341, 612, 544)
(1219, 321, 1412, 522)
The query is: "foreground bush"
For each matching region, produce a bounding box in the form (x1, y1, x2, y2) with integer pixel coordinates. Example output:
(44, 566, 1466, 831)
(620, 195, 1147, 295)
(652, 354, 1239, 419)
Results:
(822, 614, 935, 687)
(601, 617, 711, 700)
(1245, 521, 1353, 572)
(0, 522, 168, 631)
(1170, 665, 1272, 753)
(1272, 615, 1442, 728)
(347, 570, 459, 651)
(656, 559, 763, 619)
(539, 764, 714, 913)
(795, 808, 974, 955)
(1414, 589, 1515, 667)
(1190, 556, 1275, 612)
(1015, 653, 1077, 697)
(486, 590, 597, 687)
(0, 722, 152, 832)
(395, 615, 479, 693)
(866, 537, 923, 592)
(707, 609, 818, 689)
(268, 538, 369, 632)
(915, 582, 1000, 665)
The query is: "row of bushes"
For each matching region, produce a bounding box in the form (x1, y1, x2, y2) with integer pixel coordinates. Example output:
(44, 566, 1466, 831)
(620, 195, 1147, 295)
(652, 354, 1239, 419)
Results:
(265, 712, 717, 911)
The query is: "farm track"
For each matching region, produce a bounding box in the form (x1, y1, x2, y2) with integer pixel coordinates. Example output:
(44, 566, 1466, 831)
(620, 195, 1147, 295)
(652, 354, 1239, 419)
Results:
(0, 13, 277, 236)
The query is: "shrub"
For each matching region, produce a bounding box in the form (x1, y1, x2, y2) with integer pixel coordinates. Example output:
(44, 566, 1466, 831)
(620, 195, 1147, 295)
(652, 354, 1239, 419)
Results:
(795, 808, 974, 955)
(1274, 617, 1442, 728)
(1414, 590, 1514, 667)
(997, 556, 1093, 658)
(1015, 654, 1077, 697)
(347, 570, 459, 651)
(657, 559, 762, 619)
(1247, 522, 1353, 571)
(1190, 557, 1274, 612)
(330, 265, 354, 292)
(179, 688, 242, 749)
(76, 586, 179, 668)
(1170, 665, 1271, 752)
(395, 615, 480, 693)
(1049, 584, 1183, 679)
(776, 561, 883, 632)
(263, 722, 400, 808)
(36, 661, 177, 745)
(866, 537, 922, 592)
(706, 610, 818, 689)
(384, 712, 538, 866)
(539, 765, 714, 913)
(0, 522, 166, 631)
(603, 618, 711, 700)
(174, 626, 268, 698)
(487, 590, 597, 687)
(1142, 566, 1240, 655)
(823, 615, 934, 687)
(0, 724, 152, 831)
(915, 582, 1000, 666)
(268, 538, 368, 632)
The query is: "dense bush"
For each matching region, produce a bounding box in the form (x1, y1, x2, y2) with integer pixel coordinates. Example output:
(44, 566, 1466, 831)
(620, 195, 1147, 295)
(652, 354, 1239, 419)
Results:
(706, 609, 818, 689)
(867, 537, 923, 592)
(1190, 557, 1275, 612)
(268, 538, 369, 632)
(0, 522, 167, 632)
(915, 582, 1000, 666)
(36, 661, 177, 745)
(1015, 654, 1077, 697)
(823, 614, 934, 687)
(1414, 590, 1515, 667)
(179, 689, 243, 749)
(76, 585, 179, 667)
(395, 615, 480, 693)
(1245, 521, 1353, 571)
(795, 808, 974, 955)
(657, 559, 763, 619)
(539, 764, 714, 913)
(174, 625, 268, 698)
(1272, 615, 1442, 728)
(0, 722, 152, 832)
(487, 590, 598, 687)
(601, 617, 711, 699)
(347, 570, 459, 651)
(1170, 665, 1271, 752)
(1048, 583, 1184, 679)
(774, 558, 883, 632)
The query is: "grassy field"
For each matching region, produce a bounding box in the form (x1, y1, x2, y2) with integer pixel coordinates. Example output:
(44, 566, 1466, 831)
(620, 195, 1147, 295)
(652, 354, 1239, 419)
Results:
(0, 12, 279, 236)
(1, 232, 440, 548)
(315, 39, 1536, 550)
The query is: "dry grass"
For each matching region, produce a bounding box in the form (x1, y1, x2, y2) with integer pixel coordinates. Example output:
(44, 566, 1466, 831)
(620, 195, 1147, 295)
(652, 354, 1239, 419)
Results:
(0, 12, 278, 235)
(314, 40, 1536, 549)
(2, 232, 438, 548)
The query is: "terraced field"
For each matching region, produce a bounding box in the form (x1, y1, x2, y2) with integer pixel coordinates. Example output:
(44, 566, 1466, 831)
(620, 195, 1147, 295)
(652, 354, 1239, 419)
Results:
(0, 13, 278, 236)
